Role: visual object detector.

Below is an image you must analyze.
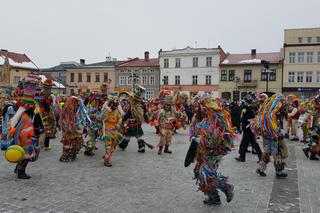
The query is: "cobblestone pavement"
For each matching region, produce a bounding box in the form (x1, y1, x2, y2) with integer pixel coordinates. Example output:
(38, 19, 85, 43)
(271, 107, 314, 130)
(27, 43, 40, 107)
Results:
(0, 124, 318, 213)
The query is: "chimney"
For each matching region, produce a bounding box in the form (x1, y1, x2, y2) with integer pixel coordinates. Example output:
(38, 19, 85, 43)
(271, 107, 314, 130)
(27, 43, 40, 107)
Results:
(80, 59, 85, 65)
(251, 49, 256, 56)
(106, 56, 112, 62)
(144, 51, 149, 61)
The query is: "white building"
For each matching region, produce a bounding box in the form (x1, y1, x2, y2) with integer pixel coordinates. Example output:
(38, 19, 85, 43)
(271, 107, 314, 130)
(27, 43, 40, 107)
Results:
(159, 46, 226, 98)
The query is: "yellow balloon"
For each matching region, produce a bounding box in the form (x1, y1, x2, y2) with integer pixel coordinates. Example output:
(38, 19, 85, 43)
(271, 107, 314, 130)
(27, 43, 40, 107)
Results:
(5, 145, 25, 163)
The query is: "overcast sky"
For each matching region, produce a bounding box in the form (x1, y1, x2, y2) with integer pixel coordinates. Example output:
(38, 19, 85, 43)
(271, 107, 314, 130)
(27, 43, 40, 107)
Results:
(1, 0, 319, 68)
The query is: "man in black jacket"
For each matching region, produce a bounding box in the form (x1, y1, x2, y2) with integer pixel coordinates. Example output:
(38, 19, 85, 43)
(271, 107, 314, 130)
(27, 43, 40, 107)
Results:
(235, 99, 262, 162)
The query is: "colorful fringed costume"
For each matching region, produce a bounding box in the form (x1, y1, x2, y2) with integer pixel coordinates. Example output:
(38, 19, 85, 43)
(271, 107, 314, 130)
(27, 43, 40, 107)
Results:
(185, 95, 235, 205)
(8, 75, 43, 179)
(96, 97, 122, 167)
(59, 97, 85, 162)
(255, 95, 289, 178)
(118, 86, 149, 153)
(1, 86, 16, 150)
(154, 96, 177, 154)
(40, 79, 56, 150)
(84, 97, 102, 156)
(302, 95, 320, 160)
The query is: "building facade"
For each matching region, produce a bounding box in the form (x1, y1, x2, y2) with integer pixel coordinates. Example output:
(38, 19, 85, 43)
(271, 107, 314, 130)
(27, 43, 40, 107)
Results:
(159, 47, 225, 98)
(219, 50, 282, 101)
(0, 49, 39, 87)
(115, 52, 160, 100)
(283, 28, 320, 99)
(65, 58, 124, 95)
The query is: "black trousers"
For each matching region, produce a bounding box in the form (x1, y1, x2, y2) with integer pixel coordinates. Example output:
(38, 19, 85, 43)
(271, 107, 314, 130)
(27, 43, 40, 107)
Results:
(239, 127, 262, 161)
(44, 137, 50, 148)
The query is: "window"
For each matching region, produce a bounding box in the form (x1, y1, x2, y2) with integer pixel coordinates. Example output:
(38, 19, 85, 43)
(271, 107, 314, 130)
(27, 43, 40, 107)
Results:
(317, 71, 320, 82)
(175, 75, 180, 85)
(318, 52, 320, 63)
(289, 52, 295, 63)
(142, 76, 148, 85)
(70, 89, 74, 95)
(269, 69, 276, 81)
(87, 73, 91, 82)
(164, 59, 169, 68)
(221, 92, 231, 100)
(307, 37, 312, 43)
(317, 37, 320, 43)
(221, 70, 227, 81)
(119, 76, 126, 85)
(307, 52, 313, 63)
(205, 75, 211, 85)
(78, 73, 82, 82)
(298, 52, 304, 63)
(163, 75, 168, 85)
(298, 37, 303, 43)
(228, 70, 235, 81)
(127, 76, 132, 85)
(149, 75, 155, 85)
(297, 72, 304, 82)
(70, 73, 74, 82)
(193, 57, 198, 67)
(206, 57, 212, 67)
(145, 91, 154, 100)
(192, 75, 198, 85)
(306, 72, 313, 82)
(175, 58, 180, 68)
(104, 73, 108, 82)
(261, 69, 267, 81)
(288, 72, 295, 82)
(244, 70, 252, 82)
(13, 76, 20, 84)
(94, 72, 100, 82)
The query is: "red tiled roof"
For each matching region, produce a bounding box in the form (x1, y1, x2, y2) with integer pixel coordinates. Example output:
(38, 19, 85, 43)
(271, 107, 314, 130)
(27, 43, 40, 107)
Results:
(118, 58, 159, 67)
(0, 49, 31, 63)
(221, 52, 281, 65)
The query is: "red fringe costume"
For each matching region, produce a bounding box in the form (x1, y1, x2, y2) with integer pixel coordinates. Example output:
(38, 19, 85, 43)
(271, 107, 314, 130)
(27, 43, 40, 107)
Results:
(59, 97, 84, 162)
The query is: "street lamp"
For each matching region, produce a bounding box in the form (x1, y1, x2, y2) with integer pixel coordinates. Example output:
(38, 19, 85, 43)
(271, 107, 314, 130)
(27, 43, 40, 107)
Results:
(234, 76, 240, 101)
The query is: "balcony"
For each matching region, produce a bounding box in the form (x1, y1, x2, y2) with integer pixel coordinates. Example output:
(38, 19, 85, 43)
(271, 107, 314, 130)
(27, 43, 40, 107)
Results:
(238, 80, 258, 88)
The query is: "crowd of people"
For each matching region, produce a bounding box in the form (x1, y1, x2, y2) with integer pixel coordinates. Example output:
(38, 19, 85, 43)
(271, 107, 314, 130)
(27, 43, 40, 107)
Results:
(1, 73, 320, 206)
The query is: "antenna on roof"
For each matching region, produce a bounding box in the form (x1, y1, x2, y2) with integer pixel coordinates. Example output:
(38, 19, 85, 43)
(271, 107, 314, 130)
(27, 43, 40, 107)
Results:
(195, 41, 197, 48)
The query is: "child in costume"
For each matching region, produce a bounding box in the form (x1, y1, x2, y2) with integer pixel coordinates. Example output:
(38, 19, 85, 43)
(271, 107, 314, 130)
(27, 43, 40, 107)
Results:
(255, 95, 289, 178)
(154, 96, 178, 155)
(96, 96, 122, 167)
(185, 94, 235, 205)
(59, 96, 85, 162)
(40, 79, 57, 150)
(8, 75, 43, 179)
(118, 86, 150, 153)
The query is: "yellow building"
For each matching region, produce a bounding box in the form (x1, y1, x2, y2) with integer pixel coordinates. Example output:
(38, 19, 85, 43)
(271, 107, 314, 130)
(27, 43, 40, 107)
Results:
(65, 59, 125, 95)
(283, 28, 320, 99)
(0, 49, 39, 87)
(219, 49, 282, 101)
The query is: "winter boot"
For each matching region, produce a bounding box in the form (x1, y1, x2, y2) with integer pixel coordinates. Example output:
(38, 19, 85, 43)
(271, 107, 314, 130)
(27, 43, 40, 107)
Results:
(158, 146, 163, 155)
(118, 138, 129, 151)
(221, 184, 234, 203)
(164, 145, 172, 154)
(309, 153, 319, 160)
(84, 150, 94, 156)
(17, 161, 31, 179)
(256, 169, 267, 177)
(275, 162, 287, 178)
(203, 191, 221, 205)
(137, 139, 146, 153)
(302, 148, 310, 158)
